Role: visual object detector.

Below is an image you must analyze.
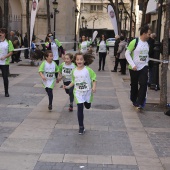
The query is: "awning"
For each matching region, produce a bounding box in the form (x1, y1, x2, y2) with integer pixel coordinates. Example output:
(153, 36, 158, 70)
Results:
(146, 0, 157, 14)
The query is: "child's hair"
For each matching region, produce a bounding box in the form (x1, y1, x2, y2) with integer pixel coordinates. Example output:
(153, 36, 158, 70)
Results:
(73, 52, 95, 66)
(44, 50, 53, 60)
(65, 53, 74, 61)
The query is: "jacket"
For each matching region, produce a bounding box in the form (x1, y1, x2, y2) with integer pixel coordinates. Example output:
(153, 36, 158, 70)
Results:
(117, 40, 127, 59)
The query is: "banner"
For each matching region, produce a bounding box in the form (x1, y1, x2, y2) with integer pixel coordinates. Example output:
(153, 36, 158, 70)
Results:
(107, 5, 118, 36)
(30, 0, 39, 47)
(92, 31, 98, 42)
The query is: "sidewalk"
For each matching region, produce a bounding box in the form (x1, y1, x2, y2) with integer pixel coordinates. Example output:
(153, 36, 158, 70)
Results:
(0, 49, 170, 170)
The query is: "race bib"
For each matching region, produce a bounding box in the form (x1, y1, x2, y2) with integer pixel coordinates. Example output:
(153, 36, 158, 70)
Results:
(139, 55, 147, 62)
(45, 72, 55, 80)
(75, 82, 90, 91)
(63, 68, 72, 75)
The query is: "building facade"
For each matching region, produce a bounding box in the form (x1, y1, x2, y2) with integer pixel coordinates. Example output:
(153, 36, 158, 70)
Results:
(0, 0, 80, 50)
(80, 0, 142, 39)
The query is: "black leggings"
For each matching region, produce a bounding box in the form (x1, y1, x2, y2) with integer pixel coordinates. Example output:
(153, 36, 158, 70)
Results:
(63, 81, 74, 104)
(99, 52, 107, 70)
(77, 102, 91, 127)
(45, 88, 53, 105)
(54, 60, 59, 78)
(0, 65, 9, 94)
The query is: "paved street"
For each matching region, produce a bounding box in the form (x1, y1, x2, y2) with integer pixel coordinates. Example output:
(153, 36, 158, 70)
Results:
(0, 48, 170, 170)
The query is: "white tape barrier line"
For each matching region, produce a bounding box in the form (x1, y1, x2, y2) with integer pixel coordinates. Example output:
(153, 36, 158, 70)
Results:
(149, 58, 169, 63)
(35, 42, 79, 45)
(13, 48, 29, 51)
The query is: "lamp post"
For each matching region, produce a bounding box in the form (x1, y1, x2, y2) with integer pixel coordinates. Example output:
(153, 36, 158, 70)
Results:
(150, 0, 163, 91)
(52, 0, 59, 39)
(129, 0, 134, 40)
(124, 11, 128, 37)
(81, 16, 85, 29)
(92, 16, 97, 37)
(118, 2, 124, 32)
(85, 19, 87, 29)
(74, 8, 79, 51)
(132, 12, 136, 37)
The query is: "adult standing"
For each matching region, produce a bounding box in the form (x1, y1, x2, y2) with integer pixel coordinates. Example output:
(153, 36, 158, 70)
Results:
(9, 31, 19, 63)
(15, 31, 23, 62)
(79, 35, 90, 54)
(24, 33, 29, 59)
(96, 34, 109, 71)
(45, 33, 64, 66)
(117, 36, 127, 75)
(0, 28, 14, 97)
(125, 25, 151, 110)
(111, 35, 120, 72)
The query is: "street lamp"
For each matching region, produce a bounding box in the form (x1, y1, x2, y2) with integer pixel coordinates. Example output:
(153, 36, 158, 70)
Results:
(81, 16, 85, 28)
(132, 12, 136, 37)
(52, 0, 59, 39)
(74, 7, 79, 51)
(150, 0, 163, 91)
(118, 2, 124, 31)
(92, 16, 97, 37)
(124, 11, 128, 37)
(85, 20, 87, 29)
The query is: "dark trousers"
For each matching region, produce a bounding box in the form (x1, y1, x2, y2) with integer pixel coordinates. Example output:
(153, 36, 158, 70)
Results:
(63, 81, 74, 104)
(129, 66, 148, 105)
(24, 49, 29, 59)
(54, 60, 59, 78)
(114, 57, 120, 71)
(0, 65, 9, 94)
(120, 59, 126, 74)
(45, 88, 53, 106)
(77, 102, 91, 127)
(99, 52, 107, 70)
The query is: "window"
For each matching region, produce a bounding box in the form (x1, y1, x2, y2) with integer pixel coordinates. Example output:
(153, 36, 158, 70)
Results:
(90, 5, 103, 12)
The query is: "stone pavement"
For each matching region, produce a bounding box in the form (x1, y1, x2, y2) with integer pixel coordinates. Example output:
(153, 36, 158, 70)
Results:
(0, 49, 170, 170)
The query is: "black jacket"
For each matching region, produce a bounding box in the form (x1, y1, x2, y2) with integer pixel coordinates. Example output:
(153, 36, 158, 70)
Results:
(114, 39, 120, 56)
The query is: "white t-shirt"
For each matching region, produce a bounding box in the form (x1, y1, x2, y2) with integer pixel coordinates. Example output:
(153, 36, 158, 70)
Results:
(59, 62, 75, 82)
(72, 66, 96, 104)
(125, 39, 149, 70)
(80, 41, 88, 53)
(51, 42, 59, 60)
(39, 61, 58, 89)
(99, 41, 107, 53)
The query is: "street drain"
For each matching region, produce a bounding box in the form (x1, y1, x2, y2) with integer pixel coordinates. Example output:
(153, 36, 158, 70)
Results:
(0, 74, 19, 78)
(93, 104, 117, 110)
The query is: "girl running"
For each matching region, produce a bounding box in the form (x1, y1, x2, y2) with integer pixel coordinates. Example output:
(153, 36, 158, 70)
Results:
(58, 53, 76, 111)
(79, 35, 90, 54)
(64, 52, 97, 135)
(39, 50, 59, 111)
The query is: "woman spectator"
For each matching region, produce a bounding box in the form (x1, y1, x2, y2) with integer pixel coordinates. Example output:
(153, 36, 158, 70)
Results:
(45, 33, 64, 65)
(79, 35, 90, 54)
(96, 34, 109, 71)
(117, 36, 127, 75)
(0, 28, 14, 97)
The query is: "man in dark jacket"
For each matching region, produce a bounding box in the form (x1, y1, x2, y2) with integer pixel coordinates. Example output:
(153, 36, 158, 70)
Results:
(111, 35, 120, 72)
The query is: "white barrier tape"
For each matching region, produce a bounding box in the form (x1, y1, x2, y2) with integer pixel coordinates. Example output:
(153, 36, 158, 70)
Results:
(35, 42, 79, 45)
(13, 48, 29, 51)
(149, 58, 169, 63)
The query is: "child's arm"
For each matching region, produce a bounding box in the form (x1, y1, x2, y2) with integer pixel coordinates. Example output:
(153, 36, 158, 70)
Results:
(92, 80, 96, 93)
(58, 72, 62, 81)
(63, 82, 74, 89)
(39, 72, 46, 81)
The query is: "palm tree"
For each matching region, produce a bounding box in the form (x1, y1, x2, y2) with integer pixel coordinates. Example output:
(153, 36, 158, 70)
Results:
(4, 0, 9, 28)
(46, 0, 51, 33)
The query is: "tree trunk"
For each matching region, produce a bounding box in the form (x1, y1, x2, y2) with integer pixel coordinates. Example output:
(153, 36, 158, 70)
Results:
(46, 0, 51, 33)
(4, 0, 9, 29)
(26, 0, 30, 48)
(160, 0, 170, 108)
(108, 0, 121, 35)
(141, 0, 149, 27)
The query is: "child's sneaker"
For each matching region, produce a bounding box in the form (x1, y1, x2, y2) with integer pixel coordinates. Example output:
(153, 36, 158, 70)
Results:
(79, 127, 85, 135)
(48, 105, 52, 111)
(69, 104, 73, 112)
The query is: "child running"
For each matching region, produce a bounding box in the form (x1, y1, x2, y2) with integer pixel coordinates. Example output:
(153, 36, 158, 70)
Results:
(39, 50, 59, 111)
(64, 52, 97, 135)
(58, 53, 76, 111)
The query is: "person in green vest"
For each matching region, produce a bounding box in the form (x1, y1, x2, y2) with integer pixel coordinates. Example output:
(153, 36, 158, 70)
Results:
(0, 28, 14, 97)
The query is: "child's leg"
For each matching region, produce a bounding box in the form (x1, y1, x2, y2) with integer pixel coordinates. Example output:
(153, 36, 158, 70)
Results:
(69, 86, 74, 106)
(45, 87, 53, 106)
(84, 102, 91, 109)
(77, 103, 84, 127)
(64, 82, 70, 95)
